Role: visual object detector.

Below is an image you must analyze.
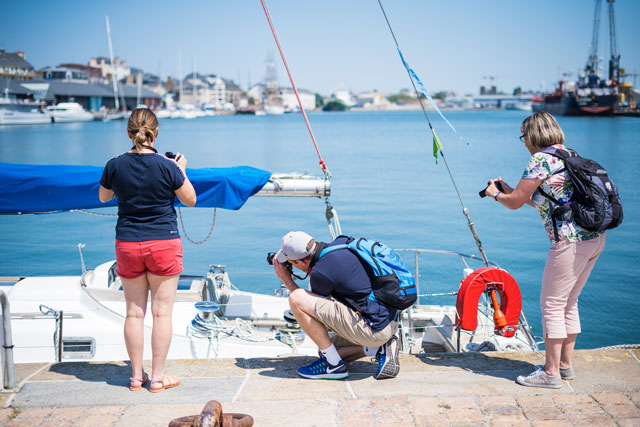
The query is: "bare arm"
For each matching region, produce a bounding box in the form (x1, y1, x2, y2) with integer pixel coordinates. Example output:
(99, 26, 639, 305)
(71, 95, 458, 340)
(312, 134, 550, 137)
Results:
(273, 260, 300, 292)
(486, 177, 540, 210)
(174, 153, 197, 207)
(99, 185, 115, 202)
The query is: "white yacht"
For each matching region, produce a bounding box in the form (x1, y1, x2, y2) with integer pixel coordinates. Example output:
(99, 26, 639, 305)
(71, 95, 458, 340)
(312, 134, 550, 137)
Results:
(0, 98, 51, 125)
(46, 102, 94, 123)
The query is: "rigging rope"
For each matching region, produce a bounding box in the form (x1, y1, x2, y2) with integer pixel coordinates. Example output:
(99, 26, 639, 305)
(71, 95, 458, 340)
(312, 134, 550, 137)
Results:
(178, 207, 217, 245)
(259, 0, 331, 177)
(376, 0, 489, 267)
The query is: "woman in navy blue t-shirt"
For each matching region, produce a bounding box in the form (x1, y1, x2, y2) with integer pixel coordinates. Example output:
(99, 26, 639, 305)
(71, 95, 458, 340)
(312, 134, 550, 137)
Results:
(99, 108, 196, 392)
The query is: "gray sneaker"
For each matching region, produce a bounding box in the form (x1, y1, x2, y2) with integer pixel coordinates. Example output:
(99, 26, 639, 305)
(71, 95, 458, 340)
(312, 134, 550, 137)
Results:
(535, 364, 574, 380)
(516, 367, 562, 389)
(374, 335, 400, 379)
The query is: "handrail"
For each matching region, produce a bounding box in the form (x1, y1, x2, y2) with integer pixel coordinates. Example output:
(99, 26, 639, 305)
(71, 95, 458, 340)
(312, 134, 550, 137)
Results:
(0, 290, 16, 390)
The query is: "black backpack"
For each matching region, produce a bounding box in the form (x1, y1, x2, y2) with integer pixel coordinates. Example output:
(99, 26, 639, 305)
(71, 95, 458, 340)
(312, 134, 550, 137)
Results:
(538, 146, 623, 241)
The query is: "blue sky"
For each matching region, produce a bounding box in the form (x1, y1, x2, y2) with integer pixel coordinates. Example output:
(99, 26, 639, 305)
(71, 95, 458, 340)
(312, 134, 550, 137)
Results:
(2, 0, 639, 96)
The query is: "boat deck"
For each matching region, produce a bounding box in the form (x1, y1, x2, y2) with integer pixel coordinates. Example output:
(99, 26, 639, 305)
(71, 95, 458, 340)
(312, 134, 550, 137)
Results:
(1, 348, 639, 426)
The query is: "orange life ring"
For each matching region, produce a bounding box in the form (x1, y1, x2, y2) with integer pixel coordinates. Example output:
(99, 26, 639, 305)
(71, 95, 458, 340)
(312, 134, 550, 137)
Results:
(455, 267, 522, 338)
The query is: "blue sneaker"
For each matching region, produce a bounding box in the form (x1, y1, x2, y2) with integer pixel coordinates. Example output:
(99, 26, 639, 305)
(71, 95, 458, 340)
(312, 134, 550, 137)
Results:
(297, 356, 348, 380)
(374, 335, 400, 379)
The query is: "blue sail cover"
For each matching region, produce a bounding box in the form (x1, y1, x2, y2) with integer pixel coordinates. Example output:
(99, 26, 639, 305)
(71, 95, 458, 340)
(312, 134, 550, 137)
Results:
(0, 163, 271, 214)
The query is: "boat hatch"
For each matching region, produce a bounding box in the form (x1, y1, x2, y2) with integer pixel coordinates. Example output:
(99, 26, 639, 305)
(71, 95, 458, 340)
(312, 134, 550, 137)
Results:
(62, 337, 95, 359)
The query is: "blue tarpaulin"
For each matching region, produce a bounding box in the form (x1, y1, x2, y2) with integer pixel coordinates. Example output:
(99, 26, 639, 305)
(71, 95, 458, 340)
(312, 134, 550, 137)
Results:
(0, 163, 271, 214)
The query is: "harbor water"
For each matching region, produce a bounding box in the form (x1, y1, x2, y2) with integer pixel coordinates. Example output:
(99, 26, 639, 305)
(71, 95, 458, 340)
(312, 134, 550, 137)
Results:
(0, 110, 638, 349)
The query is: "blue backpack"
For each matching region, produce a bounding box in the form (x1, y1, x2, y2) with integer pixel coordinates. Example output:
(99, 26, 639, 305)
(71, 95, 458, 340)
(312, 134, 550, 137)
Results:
(318, 236, 417, 311)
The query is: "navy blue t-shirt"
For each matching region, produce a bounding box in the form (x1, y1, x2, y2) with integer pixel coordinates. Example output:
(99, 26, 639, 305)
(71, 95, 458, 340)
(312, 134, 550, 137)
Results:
(100, 152, 185, 241)
(311, 236, 397, 332)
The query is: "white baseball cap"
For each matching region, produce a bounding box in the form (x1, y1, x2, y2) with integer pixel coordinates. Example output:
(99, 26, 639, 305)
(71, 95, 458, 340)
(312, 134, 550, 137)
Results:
(276, 231, 315, 262)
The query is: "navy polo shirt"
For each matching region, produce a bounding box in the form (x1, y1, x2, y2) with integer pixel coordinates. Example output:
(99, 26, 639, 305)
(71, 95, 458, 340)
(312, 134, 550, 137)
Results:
(311, 236, 397, 332)
(100, 152, 185, 241)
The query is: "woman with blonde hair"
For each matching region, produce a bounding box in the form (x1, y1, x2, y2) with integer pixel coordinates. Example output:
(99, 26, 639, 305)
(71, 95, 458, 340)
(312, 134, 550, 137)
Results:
(99, 108, 196, 392)
(484, 111, 605, 389)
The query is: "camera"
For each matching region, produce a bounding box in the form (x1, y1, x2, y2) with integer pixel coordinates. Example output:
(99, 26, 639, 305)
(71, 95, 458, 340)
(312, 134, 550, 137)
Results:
(479, 180, 504, 198)
(165, 151, 177, 159)
(267, 252, 291, 269)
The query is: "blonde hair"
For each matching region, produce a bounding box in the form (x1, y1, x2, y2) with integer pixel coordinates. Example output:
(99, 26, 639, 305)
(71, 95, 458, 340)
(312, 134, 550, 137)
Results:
(520, 111, 564, 148)
(127, 108, 158, 150)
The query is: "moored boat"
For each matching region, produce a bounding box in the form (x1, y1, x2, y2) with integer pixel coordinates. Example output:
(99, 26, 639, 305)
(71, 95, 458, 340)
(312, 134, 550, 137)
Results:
(0, 98, 51, 125)
(46, 102, 94, 123)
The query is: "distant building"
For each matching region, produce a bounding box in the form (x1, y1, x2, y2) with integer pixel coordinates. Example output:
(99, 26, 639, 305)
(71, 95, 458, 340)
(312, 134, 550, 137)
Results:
(59, 63, 102, 82)
(279, 88, 316, 111)
(41, 66, 88, 83)
(222, 78, 243, 107)
(355, 91, 390, 109)
(0, 50, 36, 80)
(89, 56, 131, 82)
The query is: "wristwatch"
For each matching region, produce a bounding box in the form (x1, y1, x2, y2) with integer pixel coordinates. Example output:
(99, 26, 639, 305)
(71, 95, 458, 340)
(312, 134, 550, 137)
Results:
(494, 191, 501, 201)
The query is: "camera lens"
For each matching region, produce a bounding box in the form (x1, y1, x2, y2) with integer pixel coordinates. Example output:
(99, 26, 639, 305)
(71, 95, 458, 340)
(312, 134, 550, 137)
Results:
(266, 252, 276, 265)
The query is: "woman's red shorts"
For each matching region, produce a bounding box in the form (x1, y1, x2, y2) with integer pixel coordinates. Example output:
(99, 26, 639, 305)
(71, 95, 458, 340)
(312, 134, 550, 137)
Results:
(115, 238, 183, 279)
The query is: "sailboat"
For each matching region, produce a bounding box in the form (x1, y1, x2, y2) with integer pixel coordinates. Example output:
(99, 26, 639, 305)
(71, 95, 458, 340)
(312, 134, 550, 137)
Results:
(262, 53, 285, 115)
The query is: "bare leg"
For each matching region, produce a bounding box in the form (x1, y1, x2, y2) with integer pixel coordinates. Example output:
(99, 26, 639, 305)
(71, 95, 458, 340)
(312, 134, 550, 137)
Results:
(288, 289, 332, 349)
(339, 346, 366, 362)
(121, 275, 149, 380)
(544, 337, 563, 376)
(147, 272, 179, 383)
(560, 333, 577, 369)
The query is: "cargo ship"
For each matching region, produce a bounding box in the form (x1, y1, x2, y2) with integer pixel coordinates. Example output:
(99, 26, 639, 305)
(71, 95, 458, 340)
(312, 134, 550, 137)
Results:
(533, 0, 627, 116)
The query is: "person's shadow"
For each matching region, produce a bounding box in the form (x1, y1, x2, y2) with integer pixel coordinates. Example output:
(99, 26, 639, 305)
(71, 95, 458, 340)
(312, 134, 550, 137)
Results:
(47, 361, 134, 387)
(413, 350, 538, 380)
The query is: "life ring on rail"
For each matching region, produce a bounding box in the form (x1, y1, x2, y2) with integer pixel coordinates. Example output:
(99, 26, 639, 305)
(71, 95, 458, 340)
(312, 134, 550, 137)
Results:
(455, 267, 522, 338)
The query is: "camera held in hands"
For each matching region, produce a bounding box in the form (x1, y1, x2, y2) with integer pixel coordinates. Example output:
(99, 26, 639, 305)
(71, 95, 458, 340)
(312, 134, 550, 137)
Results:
(479, 180, 504, 198)
(267, 252, 291, 269)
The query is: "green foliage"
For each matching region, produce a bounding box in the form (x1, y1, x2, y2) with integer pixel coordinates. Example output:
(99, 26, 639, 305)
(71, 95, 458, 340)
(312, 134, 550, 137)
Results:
(388, 93, 414, 103)
(513, 87, 522, 95)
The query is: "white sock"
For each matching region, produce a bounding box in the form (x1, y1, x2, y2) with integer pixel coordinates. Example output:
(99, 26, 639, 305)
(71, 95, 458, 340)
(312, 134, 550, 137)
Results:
(320, 344, 341, 365)
(363, 346, 380, 357)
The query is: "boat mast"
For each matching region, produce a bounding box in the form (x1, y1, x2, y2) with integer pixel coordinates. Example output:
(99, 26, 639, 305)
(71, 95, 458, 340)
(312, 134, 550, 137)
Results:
(105, 16, 120, 112)
(178, 50, 183, 108)
(607, 0, 620, 82)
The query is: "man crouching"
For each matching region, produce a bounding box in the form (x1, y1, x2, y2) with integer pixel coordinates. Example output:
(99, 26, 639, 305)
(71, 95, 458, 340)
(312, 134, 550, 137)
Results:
(272, 231, 400, 380)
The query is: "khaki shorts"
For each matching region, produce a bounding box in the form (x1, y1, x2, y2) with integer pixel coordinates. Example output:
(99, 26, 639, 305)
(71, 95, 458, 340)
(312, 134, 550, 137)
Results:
(314, 297, 398, 348)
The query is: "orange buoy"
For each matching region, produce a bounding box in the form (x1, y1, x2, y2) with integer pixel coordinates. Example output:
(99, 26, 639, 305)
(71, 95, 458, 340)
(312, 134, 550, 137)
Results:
(455, 267, 522, 338)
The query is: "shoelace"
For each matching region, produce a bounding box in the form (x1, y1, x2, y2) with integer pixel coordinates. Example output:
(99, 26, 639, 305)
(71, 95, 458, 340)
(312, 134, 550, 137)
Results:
(527, 367, 545, 378)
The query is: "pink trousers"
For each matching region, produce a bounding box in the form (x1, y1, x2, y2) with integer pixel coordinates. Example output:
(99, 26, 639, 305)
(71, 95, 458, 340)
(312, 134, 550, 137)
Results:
(540, 233, 606, 339)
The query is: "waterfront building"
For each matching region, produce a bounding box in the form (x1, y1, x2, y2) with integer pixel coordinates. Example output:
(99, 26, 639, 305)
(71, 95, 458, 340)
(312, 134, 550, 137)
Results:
(0, 77, 160, 111)
(41, 66, 89, 83)
(89, 56, 131, 82)
(279, 87, 316, 111)
(0, 50, 36, 80)
(355, 91, 391, 109)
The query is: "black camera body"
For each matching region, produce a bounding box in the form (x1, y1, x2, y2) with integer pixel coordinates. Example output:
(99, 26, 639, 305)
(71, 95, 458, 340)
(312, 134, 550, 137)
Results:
(479, 181, 504, 198)
(267, 252, 291, 269)
(165, 151, 177, 159)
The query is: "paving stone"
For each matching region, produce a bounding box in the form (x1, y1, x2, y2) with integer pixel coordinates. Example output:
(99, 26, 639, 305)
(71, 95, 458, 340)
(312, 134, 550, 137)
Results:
(445, 408, 484, 422)
(553, 393, 593, 405)
(406, 396, 444, 416)
(336, 416, 373, 426)
(592, 392, 632, 405)
(442, 396, 477, 409)
(78, 414, 120, 427)
(450, 421, 485, 427)
(476, 396, 517, 407)
(566, 415, 618, 426)
(48, 406, 87, 420)
(521, 406, 564, 421)
(480, 404, 521, 416)
(488, 414, 529, 427)
(559, 402, 604, 415)
(84, 405, 126, 417)
(11, 407, 51, 419)
(515, 395, 555, 408)
(412, 414, 449, 427)
(530, 420, 571, 427)
(601, 404, 640, 419)
(6, 419, 36, 427)
(617, 419, 640, 427)
(0, 408, 18, 422)
(628, 392, 640, 404)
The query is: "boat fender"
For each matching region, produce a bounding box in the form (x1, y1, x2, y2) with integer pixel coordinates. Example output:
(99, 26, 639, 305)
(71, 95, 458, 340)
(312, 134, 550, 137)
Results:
(455, 267, 522, 338)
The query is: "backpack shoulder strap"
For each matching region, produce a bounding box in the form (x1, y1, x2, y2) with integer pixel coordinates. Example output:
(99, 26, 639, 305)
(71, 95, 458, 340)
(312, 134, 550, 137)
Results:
(318, 244, 348, 259)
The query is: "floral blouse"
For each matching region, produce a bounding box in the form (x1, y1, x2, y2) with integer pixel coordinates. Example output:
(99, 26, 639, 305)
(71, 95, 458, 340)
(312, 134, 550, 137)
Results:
(522, 144, 602, 243)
